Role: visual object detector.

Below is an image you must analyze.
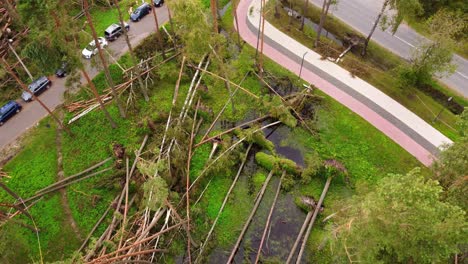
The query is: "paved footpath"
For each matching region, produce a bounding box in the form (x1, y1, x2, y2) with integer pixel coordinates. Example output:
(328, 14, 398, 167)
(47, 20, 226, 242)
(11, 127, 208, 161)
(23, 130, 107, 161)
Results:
(236, 0, 453, 166)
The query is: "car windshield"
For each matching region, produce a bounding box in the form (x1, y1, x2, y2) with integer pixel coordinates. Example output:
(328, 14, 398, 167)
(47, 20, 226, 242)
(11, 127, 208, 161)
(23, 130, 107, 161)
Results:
(86, 42, 96, 51)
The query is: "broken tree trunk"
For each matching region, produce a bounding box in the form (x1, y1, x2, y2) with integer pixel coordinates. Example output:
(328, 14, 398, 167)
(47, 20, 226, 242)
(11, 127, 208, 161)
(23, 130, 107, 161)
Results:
(196, 143, 253, 263)
(286, 210, 314, 263)
(17, 167, 112, 206)
(226, 169, 274, 264)
(254, 170, 285, 264)
(33, 157, 112, 195)
(295, 176, 332, 264)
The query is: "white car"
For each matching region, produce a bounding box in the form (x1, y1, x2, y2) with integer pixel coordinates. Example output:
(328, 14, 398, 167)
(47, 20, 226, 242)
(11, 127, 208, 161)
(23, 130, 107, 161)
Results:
(82, 37, 108, 59)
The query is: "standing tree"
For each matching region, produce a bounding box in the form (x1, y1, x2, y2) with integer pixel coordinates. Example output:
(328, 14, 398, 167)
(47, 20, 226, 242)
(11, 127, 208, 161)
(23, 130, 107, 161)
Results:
(401, 9, 465, 86)
(149, 0, 166, 59)
(299, 0, 309, 31)
(314, 0, 333, 47)
(112, 0, 149, 102)
(331, 168, 466, 263)
(431, 108, 468, 211)
(362, 0, 423, 55)
(83, 0, 127, 117)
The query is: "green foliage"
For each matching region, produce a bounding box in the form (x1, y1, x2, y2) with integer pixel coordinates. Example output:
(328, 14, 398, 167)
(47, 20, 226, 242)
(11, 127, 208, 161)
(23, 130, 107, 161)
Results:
(431, 110, 468, 210)
(332, 168, 467, 263)
(402, 9, 466, 86)
(142, 177, 169, 211)
(301, 152, 322, 184)
(168, 0, 215, 61)
(382, 0, 423, 34)
(255, 152, 301, 175)
(261, 95, 297, 128)
(235, 128, 275, 152)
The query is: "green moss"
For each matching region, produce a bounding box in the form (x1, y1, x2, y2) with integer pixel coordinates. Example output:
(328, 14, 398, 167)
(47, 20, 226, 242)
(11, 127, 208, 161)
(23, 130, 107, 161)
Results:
(255, 152, 301, 175)
(252, 171, 267, 189)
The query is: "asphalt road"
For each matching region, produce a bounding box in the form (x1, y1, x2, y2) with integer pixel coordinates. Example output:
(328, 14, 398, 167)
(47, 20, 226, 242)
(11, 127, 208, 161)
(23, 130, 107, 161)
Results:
(309, 0, 468, 97)
(0, 6, 169, 152)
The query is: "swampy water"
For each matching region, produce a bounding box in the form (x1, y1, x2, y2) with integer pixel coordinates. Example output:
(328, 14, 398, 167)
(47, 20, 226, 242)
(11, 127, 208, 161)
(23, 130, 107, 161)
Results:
(207, 122, 310, 263)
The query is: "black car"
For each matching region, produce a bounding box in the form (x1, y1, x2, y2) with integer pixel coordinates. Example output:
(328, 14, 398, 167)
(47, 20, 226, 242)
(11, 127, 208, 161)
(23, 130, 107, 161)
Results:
(104, 22, 130, 41)
(0, 101, 22, 126)
(130, 3, 151, 22)
(154, 0, 164, 7)
(21, 76, 51, 102)
(55, 62, 68, 78)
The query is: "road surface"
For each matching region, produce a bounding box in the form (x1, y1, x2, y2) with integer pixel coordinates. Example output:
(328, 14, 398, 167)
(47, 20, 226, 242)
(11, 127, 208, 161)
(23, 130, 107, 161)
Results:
(238, 0, 451, 166)
(309, 0, 468, 97)
(0, 6, 169, 152)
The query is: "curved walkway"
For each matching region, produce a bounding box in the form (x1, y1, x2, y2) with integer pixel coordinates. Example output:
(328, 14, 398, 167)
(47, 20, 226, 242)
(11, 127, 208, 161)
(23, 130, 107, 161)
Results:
(236, 0, 452, 166)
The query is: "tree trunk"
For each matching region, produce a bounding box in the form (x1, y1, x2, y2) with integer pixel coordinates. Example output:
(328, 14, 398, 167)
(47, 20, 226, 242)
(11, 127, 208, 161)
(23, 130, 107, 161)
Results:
(195, 144, 253, 263)
(314, 0, 331, 47)
(227, 169, 274, 263)
(81, 68, 117, 128)
(295, 176, 332, 264)
(112, 0, 149, 102)
(254, 171, 285, 264)
(83, 0, 127, 117)
(300, 0, 309, 31)
(362, 0, 389, 56)
(1, 58, 71, 136)
(210, 0, 218, 33)
(7, 43, 33, 81)
(232, 0, 241, 46)
(150, 0, 167, 59)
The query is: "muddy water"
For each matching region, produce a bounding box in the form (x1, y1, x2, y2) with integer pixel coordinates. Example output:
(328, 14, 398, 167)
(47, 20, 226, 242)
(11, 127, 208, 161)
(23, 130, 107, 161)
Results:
(205, 123, 309, 263)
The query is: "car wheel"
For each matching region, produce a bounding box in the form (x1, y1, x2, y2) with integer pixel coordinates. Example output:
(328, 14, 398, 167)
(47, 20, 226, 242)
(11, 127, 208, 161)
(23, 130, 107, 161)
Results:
(0, 122, 4, 126)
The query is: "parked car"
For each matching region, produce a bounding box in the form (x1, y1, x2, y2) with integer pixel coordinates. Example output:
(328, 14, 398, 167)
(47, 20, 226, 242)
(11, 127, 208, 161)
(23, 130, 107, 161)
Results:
(130, 3, 151, 22)
(82, 37, 108, 59)
(104, 22, 130, 41)
(21, 76, 51, 102)
(0, 101, 22, 126)
(154, 0, 164, 7)
(55, 62, 68, 78)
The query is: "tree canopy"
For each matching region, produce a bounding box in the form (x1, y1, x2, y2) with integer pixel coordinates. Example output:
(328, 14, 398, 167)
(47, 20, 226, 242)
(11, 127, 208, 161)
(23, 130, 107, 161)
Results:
(331, 168, 467, 263)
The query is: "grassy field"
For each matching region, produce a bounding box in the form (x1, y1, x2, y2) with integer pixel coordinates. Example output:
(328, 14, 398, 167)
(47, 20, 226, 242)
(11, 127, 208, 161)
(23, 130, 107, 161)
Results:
(267, 0, 466, 140)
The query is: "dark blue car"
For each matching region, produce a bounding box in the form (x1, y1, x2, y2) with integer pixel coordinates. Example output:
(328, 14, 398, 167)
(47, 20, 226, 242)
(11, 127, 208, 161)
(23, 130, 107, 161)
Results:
(0, 101, 22, 126)
(130, 3, 151, 22)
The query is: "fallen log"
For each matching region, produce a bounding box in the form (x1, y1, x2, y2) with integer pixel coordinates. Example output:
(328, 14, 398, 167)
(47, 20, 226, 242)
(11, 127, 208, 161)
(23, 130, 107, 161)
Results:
(254, 170, 285, 264)
(34, 157, 112, 195)
(295, 176, 332, 264)
(195, 143, 253, 263)
(16, 167, 112, 206)
(226, 169, 275, 264)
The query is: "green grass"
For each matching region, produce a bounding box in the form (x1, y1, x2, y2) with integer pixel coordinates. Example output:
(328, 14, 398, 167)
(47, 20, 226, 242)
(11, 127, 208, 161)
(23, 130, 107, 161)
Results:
(266, 2, 465, 140)
(0, 118, 80, 263)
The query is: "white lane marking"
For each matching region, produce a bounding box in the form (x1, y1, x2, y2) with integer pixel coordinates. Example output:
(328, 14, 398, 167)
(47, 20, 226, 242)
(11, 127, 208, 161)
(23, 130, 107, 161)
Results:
(389, 31, 415, 48)
(455, 71, 468, 80)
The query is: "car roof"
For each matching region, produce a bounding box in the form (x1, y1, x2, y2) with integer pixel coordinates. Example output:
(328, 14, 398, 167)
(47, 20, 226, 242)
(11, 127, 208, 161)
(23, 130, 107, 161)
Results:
(137, 3, 149, 9)
(29, 76, 48, 90)
(0, 101, 16, 114)
(105, 24, 120, 33)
